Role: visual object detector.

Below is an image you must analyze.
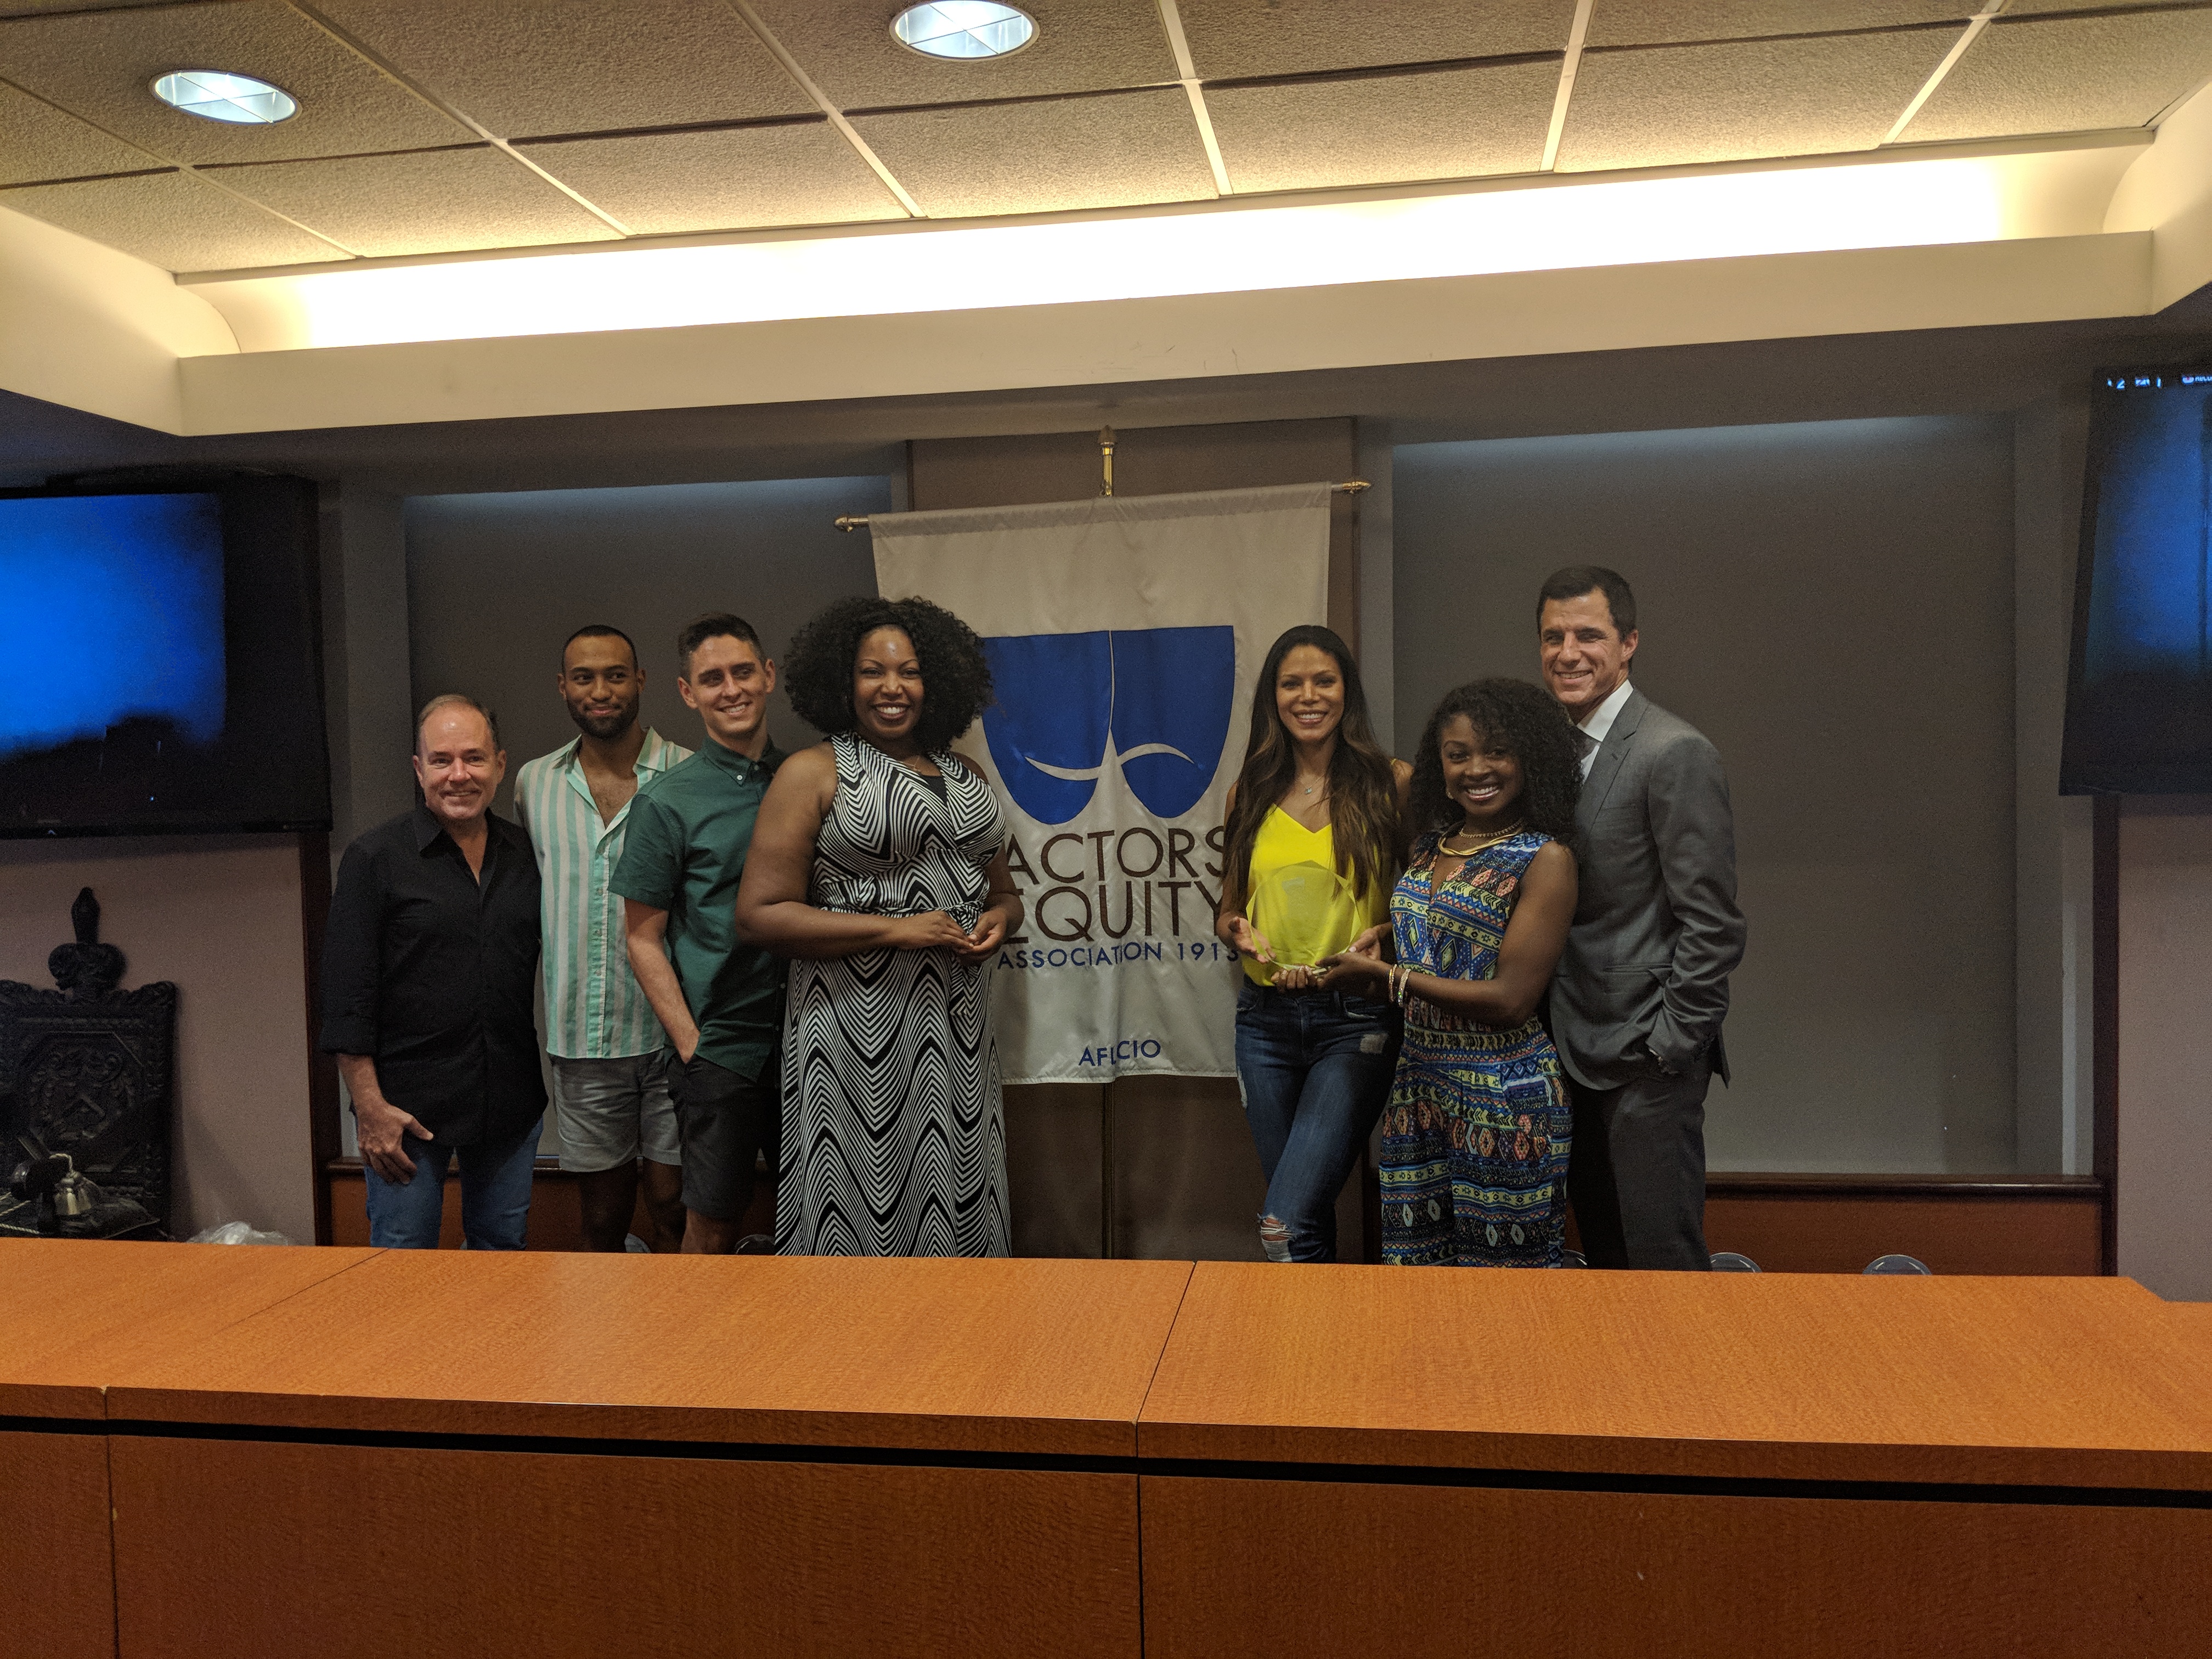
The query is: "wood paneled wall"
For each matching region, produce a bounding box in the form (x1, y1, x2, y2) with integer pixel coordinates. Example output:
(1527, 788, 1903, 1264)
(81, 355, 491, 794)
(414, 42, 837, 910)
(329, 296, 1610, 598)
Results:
(1697, 1174, 2105, 1276)
(325, 1158, 759, 1252)
(326, 1163, 2108, 1274)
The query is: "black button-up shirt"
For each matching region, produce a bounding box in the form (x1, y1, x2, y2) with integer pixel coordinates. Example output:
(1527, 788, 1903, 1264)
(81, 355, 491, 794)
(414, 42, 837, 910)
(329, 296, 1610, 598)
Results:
(319, 805, 544, 1147)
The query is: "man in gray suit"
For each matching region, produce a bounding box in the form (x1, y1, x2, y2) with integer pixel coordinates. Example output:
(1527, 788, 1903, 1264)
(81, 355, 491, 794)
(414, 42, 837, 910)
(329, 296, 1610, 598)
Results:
(1539, 566, 1746, 1271)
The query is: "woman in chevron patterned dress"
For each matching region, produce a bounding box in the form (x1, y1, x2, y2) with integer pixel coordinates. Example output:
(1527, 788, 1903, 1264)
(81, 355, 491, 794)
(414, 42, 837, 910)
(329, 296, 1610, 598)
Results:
(1322, 679, 1581, 1267)
(737, 596, 1022, 1257)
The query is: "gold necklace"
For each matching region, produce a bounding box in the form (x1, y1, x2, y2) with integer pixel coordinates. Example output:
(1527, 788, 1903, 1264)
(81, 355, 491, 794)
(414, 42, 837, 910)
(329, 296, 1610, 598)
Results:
(1438, 822, 1526, 856)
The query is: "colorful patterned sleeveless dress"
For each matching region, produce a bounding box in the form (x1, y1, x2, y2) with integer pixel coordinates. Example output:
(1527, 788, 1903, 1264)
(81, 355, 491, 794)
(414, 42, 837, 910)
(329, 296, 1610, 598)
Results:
(1382, 828, 1572, 1267)
(777, 733, 1011, 1257)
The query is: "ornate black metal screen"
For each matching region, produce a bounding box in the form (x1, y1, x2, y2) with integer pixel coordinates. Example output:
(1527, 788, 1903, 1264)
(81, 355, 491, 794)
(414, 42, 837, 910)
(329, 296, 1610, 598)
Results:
(0, 888, 174, 1235)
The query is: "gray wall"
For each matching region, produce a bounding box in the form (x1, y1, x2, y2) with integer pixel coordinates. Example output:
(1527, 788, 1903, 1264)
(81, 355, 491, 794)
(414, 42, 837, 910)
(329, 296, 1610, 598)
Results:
(405, 475, 892, 809)
(2118, 797, 2212, 1300)
(2012, 400, 2094, 1176)
(0, 834, 316, 1241)
(1394, 415, 2019, 1175)
(319, 482, 416, 854)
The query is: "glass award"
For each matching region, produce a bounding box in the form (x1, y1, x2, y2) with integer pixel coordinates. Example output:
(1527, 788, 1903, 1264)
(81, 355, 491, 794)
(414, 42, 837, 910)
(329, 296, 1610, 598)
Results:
(1247, 859, 1365, 983)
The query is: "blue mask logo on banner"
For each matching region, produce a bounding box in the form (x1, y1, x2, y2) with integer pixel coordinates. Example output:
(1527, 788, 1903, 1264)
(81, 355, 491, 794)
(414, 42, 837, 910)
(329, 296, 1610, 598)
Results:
(981, 626, 1235, 823)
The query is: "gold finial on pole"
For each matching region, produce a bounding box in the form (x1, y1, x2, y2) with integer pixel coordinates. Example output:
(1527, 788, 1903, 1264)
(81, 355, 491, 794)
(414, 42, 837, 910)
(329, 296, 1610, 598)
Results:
(1099, 426, 1116, 498)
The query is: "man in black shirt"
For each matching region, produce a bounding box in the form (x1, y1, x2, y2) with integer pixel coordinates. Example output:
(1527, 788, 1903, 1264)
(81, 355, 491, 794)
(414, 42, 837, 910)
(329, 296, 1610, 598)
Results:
(321, 693, 545, 1248)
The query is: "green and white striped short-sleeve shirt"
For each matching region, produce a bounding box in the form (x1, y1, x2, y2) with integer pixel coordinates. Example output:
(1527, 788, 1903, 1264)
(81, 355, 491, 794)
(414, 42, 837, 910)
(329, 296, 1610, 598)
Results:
(514, 729, 691, 1059)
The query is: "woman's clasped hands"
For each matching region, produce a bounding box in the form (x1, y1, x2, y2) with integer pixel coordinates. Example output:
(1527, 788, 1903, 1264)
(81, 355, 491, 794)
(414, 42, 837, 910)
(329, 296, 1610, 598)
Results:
(889, 908, 1007, 962)
(1317, 923, 1392, 992)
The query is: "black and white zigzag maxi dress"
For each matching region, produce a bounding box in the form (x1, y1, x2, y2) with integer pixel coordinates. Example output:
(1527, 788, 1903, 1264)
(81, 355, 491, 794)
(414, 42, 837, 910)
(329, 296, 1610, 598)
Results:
(776, 733, 1011, 1256)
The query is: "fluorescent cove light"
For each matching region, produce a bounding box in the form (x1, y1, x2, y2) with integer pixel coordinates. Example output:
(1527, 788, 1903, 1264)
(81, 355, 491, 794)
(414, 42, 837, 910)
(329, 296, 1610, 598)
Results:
(189, 153, 2040, 354)
(153, 70, 297, 125)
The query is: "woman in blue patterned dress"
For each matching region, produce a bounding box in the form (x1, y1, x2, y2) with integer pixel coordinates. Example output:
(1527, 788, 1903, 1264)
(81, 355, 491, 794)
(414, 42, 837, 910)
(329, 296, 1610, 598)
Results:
(1323, 679, 1581, 1267)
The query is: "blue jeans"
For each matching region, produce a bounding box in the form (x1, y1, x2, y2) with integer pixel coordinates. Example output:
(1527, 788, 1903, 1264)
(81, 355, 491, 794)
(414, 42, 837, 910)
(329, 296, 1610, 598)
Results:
(362, 1116, 543, 1250)
(1234, 982, 1401, 1262)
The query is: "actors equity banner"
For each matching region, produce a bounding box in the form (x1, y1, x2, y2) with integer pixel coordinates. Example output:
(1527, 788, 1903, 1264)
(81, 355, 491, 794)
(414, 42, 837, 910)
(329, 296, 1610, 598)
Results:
(871, 483, 1332, 1084)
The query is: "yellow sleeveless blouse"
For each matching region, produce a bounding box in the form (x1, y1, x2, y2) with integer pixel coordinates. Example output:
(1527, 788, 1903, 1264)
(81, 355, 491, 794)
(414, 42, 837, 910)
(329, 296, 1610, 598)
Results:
(1243, 806, 1389, 986)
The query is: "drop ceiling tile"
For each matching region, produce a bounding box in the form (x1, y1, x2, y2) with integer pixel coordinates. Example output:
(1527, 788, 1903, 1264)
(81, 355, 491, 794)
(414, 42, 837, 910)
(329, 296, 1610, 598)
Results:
(1902, 10, 2212, 143)
(1206, 59, 1556, 192)
(0, 0, 469, 166)
(522, 122, 904, 234)
(1557, 29, 1955, 171)
(311, 0, 814, 139)
(750, 0, 1176, 111)
(0, 167, 343, 269)
(0, 79, 162, 184)
(1584, 2, 1970, 49)
(213, 144, 619, 256)
(851, 87, 1213, 218)
(1180, 0, 1575, 80)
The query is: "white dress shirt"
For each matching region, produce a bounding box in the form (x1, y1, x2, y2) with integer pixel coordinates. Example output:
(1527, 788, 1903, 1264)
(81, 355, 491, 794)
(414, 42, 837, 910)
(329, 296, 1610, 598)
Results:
(1574, 678, 1635, 780)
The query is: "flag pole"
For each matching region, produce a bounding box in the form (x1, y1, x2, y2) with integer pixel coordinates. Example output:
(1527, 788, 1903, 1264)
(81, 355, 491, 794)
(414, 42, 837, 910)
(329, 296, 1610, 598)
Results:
(834, 477, 1367, 531)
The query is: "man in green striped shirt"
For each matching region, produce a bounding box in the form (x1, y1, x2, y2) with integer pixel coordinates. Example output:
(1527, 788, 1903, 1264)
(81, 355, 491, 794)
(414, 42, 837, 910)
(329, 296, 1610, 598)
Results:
(514, 624, 692, 1252)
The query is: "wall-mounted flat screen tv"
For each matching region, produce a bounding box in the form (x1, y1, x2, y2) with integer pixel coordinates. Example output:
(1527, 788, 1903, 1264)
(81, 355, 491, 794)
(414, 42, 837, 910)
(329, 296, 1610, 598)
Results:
(2064, 366, 2212, 794)
(0, 475, 330, 837)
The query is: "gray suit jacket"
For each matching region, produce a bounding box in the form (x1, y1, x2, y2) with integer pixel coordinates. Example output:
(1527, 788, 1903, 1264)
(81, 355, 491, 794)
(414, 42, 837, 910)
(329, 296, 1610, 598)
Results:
(1549, 687, 1746, 1091)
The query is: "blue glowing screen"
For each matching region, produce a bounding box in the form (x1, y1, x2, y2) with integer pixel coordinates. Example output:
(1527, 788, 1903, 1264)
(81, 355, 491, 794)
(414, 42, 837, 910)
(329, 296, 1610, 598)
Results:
(2065, 369, 2212, 791)
(0, 494, 226, 764)
(2081, 372, 2212, 686)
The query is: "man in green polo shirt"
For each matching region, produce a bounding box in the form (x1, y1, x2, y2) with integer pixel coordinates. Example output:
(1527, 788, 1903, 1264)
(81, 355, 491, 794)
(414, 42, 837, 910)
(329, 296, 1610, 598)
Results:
(616, 613, 786, 1254)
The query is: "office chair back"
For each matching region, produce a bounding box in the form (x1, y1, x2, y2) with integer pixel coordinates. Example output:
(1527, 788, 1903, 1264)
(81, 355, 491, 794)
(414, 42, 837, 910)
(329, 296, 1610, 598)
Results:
(1864, 1254, 1932, 1274)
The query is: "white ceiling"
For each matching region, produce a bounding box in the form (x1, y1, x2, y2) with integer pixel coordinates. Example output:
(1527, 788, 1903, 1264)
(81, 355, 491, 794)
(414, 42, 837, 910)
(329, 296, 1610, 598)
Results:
(0, 0, 2208, 274)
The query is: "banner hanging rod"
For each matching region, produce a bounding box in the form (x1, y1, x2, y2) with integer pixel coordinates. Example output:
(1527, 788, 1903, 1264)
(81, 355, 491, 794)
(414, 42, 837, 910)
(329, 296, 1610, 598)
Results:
(834, 478, 1369, 532)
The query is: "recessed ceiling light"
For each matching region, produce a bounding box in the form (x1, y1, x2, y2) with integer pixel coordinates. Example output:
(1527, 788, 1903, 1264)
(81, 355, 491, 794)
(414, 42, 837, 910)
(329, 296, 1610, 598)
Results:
(151, 70, 298, 126)
(890, 2, 1036, 61)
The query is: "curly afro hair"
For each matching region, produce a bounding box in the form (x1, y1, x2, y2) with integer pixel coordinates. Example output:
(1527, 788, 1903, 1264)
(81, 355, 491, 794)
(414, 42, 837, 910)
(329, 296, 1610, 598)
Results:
(1408, 678, 1582, 847)
(781, 594, 994, 753)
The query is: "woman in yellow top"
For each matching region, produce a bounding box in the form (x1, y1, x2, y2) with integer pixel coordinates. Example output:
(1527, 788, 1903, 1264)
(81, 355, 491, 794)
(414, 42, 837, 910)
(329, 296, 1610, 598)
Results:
(1216, 625, 1410, 1261)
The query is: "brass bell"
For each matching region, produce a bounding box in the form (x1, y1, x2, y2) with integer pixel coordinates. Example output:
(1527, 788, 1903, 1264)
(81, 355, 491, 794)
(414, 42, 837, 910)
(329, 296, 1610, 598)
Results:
(52, 1167, 95, 1219)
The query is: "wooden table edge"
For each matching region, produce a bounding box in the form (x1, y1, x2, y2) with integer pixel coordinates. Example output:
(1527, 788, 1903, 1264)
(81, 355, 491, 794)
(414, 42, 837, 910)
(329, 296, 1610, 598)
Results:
(104, 1388, 1146, 1460)
(0, 1382, 107, 1423)
(1130, 1422, 2212, 1492)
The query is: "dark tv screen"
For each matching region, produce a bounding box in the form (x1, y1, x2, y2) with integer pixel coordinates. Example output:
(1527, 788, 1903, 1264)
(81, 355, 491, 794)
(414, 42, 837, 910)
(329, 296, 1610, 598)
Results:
(2064, 368, 2212, 794)
(0, 476, 330, 836)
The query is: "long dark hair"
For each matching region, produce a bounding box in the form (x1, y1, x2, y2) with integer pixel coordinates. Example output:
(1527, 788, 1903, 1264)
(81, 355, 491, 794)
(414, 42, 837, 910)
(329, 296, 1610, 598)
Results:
(1223, 625, 1403, 904)
(1407, 678, 1581, 847)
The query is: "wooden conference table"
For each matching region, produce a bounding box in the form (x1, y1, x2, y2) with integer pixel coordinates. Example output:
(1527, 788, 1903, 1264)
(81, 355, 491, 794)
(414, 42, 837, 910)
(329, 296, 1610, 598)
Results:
(0, 1241, 377, 1659)
(3, 1241, 2207, 1659)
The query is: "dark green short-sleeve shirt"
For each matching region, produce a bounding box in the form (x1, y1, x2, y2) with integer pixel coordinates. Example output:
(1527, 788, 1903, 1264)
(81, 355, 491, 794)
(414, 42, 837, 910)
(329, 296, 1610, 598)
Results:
(611, 738, 786, 1079)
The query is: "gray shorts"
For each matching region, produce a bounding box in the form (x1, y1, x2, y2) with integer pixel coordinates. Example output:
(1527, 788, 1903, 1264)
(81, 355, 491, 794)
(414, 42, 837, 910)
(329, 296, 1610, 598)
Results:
(551, 1051, 680, 1173)
(668, 1050, 778, 1224)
